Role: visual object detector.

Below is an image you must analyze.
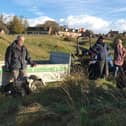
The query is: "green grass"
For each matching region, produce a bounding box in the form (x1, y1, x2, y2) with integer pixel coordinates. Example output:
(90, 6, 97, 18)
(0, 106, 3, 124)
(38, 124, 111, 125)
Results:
(0, 35, 114, 60)
(0, 34, 76, 60)
(1, 35, 126, 126)
(1, 73, 126, 126)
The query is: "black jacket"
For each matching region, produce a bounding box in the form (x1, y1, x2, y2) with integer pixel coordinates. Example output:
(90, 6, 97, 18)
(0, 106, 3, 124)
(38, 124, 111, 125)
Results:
(5, 41, 33, 71)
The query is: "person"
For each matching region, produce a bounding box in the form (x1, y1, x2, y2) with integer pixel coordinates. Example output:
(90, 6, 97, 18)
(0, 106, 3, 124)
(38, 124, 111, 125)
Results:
(114, 39, 126, 78)
(5, 35, 36, 83)
(90, 36, 109, 78)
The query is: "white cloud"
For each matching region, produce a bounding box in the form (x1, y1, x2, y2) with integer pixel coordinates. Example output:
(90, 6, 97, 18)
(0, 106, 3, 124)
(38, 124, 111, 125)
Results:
(29, 6, 44, 16)
(59, 15, 126, 33)
(112, 19, 126, 32)
(0, 13, 55, 26)
(13, 0, 39, 6)
(0, 13, 14, 23)
(2, 13, 126, 33)
(13, 0, 101, 17)
(42, 0, 101, 16)
(28, 16, 55, 26)
(111, 7, 126, 13)
(59, 18, 65, 22)
(43, 0, 100, 5)
(60, 15, 110, 33)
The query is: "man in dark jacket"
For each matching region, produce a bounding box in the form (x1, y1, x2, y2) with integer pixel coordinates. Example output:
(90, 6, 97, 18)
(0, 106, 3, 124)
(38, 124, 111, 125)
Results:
(5, 35, 35, 82)
(90, 36, 109, 78)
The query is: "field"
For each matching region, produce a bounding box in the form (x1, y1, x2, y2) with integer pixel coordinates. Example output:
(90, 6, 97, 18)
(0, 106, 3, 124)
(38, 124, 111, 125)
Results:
(1, 35, 126, 126)
(0, 34, 76, 60)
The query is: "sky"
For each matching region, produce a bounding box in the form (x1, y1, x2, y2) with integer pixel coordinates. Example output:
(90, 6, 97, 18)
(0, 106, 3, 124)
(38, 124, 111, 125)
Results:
(1, 0, 126, 33)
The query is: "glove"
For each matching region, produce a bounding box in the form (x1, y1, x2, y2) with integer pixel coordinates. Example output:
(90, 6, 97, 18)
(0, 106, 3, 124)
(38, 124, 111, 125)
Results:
(30, 62, 36, 67)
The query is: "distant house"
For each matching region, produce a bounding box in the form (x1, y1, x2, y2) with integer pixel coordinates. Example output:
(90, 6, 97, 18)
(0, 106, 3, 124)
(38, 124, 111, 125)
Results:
(58, 28, 82, 38)
(26, 27, 49, 34)
(58, 31, 81, 38)
(107, 30, 119, 38)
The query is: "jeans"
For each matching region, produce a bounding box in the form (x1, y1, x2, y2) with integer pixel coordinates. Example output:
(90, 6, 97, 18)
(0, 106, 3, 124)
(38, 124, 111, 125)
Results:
(114, 65, 124, 78)
(12, 69, 27, 82)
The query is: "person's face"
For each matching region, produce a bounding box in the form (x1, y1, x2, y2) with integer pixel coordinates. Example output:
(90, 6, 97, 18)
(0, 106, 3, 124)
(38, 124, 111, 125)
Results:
(18, 37, 25, 47)
(100, 38, 104, 43)
(118, 40, 123, 48)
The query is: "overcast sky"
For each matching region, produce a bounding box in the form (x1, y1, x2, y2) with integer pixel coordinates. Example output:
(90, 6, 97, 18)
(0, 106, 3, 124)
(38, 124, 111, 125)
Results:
(1, 0, 126, 33)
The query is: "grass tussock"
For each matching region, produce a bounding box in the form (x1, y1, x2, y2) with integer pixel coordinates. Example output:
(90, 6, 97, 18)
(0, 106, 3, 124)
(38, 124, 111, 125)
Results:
(1, 35, 126, 125)
(1, 72, 126, 126)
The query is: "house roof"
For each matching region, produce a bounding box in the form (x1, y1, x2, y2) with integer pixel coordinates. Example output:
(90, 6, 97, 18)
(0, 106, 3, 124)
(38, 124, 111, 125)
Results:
(26, 27, 49, 31)
(108, 31, 119, 34)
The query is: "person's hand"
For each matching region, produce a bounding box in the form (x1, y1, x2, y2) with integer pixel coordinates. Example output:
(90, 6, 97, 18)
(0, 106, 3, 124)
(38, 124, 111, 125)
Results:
(31, 62, 37, 67)
(122, 48, 126, 57)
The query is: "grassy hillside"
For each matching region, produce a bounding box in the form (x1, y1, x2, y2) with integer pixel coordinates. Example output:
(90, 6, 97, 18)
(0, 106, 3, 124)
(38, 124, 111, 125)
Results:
(0, 35, 76, 60)
(1, 35, 126, 126)
(0, 34, 114, 60)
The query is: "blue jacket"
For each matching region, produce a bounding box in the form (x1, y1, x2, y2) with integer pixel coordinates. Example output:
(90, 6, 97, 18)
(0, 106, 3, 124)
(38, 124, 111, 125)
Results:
(90, 42, 109, 61)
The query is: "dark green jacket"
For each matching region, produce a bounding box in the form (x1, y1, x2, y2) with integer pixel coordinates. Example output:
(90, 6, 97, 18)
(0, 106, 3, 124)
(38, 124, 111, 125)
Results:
(5, 41, 33, 71)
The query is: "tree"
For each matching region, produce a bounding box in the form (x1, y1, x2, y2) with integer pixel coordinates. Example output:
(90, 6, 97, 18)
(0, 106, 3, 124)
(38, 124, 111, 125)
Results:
(0, 15, 9, 33)
(59, 25, 67, 31)
(42, 20, 59, 35)
(7, 16, 27, 34)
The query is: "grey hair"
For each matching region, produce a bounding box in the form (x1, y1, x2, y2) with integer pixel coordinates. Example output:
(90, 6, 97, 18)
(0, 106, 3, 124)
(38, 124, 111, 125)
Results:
(16, 35, 24, 41)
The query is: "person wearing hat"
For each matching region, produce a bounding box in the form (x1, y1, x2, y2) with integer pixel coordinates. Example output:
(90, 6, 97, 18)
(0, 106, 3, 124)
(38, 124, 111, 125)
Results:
(90, 36, 109, 78)
(114, 39, 126, 78)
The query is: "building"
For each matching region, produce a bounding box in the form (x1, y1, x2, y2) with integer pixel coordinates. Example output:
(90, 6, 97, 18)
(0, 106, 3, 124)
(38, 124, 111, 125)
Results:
(107, 30, 119, 38)
(26, 27, 49, 34)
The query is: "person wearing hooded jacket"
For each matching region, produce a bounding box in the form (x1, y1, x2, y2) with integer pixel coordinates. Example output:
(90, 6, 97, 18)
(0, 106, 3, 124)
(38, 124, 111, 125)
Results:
(90, 36, 109, 78)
